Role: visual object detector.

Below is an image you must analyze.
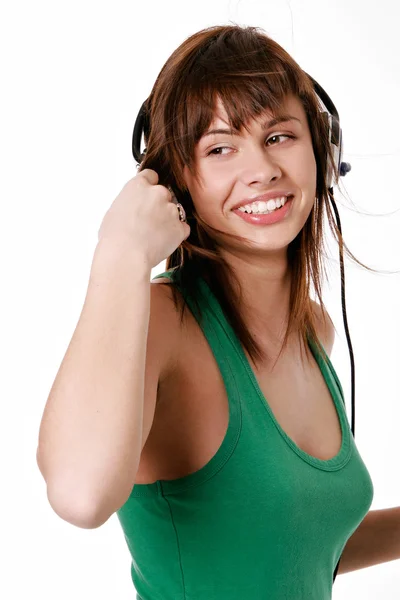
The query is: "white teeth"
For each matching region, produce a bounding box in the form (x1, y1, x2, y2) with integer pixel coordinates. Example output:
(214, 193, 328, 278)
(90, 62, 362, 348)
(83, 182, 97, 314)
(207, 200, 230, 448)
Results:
(238, 196, 289, 214)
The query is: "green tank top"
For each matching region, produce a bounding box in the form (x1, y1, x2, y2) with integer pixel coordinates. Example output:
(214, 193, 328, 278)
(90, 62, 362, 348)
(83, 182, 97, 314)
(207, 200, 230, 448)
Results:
(116, 266, 374, 599)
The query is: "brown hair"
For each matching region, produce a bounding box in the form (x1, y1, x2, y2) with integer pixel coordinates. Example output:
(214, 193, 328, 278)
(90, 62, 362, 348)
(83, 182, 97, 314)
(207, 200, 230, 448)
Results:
(138, 24, 391, 370)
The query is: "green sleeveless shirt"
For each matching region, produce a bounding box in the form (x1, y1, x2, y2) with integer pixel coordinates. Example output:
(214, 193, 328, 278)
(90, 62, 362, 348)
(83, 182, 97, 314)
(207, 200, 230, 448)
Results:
(116, 267, 374, 599)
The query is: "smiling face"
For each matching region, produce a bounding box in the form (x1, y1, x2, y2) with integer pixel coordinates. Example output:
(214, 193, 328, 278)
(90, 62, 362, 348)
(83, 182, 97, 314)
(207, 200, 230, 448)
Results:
(182, 93, 317, 262)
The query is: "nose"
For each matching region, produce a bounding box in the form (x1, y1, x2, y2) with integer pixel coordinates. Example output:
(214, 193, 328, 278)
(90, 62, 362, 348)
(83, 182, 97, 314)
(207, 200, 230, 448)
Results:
(241, 146, 282, 185)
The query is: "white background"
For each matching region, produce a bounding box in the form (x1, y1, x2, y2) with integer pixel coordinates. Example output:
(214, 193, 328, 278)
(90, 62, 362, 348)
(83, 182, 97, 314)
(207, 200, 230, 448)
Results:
(2, 0, 400, 598)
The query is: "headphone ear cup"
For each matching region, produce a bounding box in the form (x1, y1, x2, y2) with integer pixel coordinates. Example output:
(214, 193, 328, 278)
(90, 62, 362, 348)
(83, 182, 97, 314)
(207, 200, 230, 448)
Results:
(331, 115, 343, 188)
(132, 100, 150, 164)
(323, 112, 343, 189)
(321, 112, 333, 189)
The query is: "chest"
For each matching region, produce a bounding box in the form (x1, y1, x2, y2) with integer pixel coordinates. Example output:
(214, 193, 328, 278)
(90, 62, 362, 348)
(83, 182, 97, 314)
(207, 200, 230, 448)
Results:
(135, 312, 342, 485)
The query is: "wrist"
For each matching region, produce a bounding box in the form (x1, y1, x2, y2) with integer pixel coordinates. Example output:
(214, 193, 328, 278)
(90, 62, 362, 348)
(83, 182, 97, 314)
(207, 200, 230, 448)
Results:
(90, 239, 152, 283)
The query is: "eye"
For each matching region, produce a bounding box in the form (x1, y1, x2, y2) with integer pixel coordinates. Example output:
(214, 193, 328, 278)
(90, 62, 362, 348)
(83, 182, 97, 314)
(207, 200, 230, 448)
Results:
(206, 134, 296, 157)
(266, 134, 295, 146)
(206, 146, 231, 157)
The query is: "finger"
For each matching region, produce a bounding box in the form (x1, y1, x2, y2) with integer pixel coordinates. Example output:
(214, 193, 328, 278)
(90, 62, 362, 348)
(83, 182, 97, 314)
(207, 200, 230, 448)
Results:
(139, 169, 159, 186)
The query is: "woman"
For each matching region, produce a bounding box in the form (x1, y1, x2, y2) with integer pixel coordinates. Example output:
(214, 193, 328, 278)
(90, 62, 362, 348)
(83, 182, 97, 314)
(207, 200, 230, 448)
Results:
(37, 24, 377, 599)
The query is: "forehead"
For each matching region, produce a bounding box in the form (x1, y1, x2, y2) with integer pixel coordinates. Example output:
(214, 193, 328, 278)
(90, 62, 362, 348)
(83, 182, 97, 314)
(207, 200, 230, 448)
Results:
(209, 93, 305, 127)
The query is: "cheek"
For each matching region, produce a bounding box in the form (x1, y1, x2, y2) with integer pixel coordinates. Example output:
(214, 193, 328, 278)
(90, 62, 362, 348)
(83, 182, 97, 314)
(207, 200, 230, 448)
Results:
(292, 146, 317, 189)
(188, 171, 229, 212)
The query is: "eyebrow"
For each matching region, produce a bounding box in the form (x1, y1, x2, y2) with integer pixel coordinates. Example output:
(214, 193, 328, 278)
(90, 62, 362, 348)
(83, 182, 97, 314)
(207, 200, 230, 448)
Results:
(201, 114, 302, 139)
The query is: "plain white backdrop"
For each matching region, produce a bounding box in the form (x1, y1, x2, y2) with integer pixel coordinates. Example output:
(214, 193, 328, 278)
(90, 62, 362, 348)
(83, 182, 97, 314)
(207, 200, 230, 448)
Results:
(2, 0, 399, 598)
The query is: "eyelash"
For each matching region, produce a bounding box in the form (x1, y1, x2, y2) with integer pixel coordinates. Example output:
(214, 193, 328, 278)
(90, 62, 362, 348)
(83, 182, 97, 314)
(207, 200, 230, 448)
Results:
(206, 134, 296, 157)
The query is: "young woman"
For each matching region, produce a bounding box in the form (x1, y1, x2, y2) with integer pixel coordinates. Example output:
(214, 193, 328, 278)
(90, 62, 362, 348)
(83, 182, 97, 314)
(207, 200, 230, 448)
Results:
(37, 24, 380, 599)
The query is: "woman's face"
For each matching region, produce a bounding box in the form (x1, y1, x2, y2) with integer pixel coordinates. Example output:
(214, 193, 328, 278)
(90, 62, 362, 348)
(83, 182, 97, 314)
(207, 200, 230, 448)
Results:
(182, 93, 317, 257)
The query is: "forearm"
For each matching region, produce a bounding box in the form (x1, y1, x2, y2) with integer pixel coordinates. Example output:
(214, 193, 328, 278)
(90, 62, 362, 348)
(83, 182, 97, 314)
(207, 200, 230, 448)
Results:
(338, 507, 400, 574)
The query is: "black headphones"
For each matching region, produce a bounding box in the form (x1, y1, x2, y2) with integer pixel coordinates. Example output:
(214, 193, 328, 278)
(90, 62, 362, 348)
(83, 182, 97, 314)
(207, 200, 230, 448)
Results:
(131, 74, 355, 439)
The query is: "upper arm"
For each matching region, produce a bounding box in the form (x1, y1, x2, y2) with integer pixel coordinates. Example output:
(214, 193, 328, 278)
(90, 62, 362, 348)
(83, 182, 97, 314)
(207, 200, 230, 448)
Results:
(52, 279, 180, 528)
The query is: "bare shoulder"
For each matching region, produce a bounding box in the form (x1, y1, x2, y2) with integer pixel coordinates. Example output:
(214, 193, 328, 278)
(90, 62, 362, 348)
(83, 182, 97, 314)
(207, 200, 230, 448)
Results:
(310, 299, 335, 357)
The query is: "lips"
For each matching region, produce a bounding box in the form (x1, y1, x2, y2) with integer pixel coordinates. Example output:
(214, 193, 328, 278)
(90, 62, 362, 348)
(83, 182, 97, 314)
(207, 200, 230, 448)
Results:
(232, 191, 294, 211)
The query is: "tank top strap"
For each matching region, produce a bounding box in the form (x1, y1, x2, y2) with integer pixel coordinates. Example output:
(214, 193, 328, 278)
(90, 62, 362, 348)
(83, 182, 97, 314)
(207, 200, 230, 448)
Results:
(150, 267, 244, 491)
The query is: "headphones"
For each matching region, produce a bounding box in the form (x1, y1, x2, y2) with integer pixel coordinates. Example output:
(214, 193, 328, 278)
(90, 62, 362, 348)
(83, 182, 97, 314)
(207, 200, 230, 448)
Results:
(132, 73, 351, 190)
(131, 73, 355, 440)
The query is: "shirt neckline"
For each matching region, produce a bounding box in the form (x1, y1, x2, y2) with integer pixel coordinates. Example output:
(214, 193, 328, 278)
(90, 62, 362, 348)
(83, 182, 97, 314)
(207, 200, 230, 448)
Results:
(196, 273, 353, 472)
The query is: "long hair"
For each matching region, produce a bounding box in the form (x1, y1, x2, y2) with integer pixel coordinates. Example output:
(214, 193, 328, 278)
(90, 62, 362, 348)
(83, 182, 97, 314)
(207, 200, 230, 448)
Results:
(137, 24, 387, 370)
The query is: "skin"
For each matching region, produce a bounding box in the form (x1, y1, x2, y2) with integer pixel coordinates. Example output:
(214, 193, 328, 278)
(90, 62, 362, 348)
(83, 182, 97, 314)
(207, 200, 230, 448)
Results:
(182, 93, 317, 347)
